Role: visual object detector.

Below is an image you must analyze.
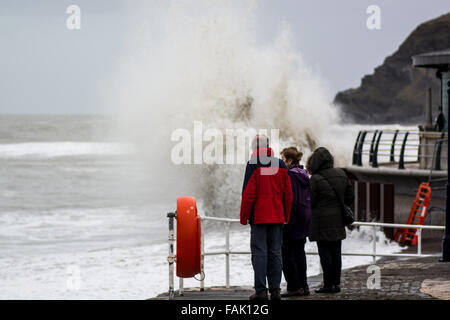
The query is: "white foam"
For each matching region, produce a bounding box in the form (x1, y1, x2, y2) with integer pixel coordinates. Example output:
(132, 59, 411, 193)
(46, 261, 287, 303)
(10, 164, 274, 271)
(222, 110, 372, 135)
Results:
(105, 1, 418, 218)
(0, 142, 135, 158)
(106, 0, 342, 217)
(0, 207, 164, 257)
(0, 225, 403, 299)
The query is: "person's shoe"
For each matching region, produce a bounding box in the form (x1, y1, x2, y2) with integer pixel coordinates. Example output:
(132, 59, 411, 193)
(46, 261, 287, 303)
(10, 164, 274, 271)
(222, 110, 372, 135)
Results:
(281, 289, 301, 297)
(302, 285, 310, 296)
(270, 290, 282, 301)
(314, 286, 335, 294)
(249, 290, 268, 301)
(332, 285, 341, 293)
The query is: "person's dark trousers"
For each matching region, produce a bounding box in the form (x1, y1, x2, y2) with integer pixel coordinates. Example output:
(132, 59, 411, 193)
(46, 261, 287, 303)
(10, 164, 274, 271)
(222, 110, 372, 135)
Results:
(250, 223, 283, 294)
(282, 235, 308, 291)
(317, 240, 342, 288)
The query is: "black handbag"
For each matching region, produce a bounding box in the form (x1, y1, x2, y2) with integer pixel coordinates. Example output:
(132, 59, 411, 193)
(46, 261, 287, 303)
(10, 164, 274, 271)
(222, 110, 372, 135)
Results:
(318, 174, 355, 227)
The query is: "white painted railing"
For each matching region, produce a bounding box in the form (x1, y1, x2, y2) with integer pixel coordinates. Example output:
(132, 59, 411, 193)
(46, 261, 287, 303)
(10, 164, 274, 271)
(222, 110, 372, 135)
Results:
(170, 215, 445, 298)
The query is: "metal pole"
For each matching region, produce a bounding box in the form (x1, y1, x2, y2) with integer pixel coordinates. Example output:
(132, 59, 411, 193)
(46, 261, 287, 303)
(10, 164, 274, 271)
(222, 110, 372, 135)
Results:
(372, 131, 383, 168)
(179, 278, 184, 296)
(418, 229, 422, 256)
(426, 87, 432, 128)
(167, 212, 176, 300)
(390, 130, 399, 163)
(442, 79, 450, 262)
(200, 218, 205, 291)
(398, 131, 409, 169)
(372, 226, 377, 263)
(352, 131, 362, 165)
(226, 222, 230, 288)
(369, 130, 378, 165)
(357, 131, 367, 166)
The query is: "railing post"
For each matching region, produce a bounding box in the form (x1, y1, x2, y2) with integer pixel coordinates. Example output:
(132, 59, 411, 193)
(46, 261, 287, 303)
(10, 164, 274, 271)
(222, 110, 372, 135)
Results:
(442, 79, 450, 262)
(418, 229, 422, 256)
(390, 130, 399, 162)
(372, 131, 383, 168)
(353, 131, 362, 165)
(179, 278, 184, 296)
(357, 131, 367, 166)
(167, 212, 176, 300)
(372, 226, 377, 263)
(398, 131, 409, 169)
(226, 221, 231, 288)
(369, 130, 378, 165)
(200, 218, 205, 291)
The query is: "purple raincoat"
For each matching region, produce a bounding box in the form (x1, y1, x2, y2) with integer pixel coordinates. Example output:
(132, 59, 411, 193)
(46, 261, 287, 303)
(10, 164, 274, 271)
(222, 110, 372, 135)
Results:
(284, 165, 312, 240)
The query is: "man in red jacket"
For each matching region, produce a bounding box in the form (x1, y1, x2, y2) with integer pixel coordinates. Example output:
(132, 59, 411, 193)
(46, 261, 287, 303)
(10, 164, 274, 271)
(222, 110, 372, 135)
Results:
(240, 135, 293, 300)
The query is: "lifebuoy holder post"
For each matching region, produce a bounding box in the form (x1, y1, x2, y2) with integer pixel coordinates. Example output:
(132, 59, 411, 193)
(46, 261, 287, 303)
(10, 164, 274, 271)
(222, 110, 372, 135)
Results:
(167, 196, 202, 299)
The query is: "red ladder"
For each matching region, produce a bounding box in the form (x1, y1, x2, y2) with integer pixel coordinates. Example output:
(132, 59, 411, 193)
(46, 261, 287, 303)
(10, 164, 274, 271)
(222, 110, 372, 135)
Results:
(394, 182, 431, 246)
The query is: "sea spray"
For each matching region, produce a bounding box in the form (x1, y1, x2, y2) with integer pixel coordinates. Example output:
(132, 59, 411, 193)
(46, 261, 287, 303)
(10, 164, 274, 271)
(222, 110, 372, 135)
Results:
(107, 0, 345, 217)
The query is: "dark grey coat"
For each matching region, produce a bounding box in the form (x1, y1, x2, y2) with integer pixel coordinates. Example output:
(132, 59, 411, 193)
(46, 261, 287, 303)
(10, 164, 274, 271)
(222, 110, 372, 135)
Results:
(308, 147, 355, 242)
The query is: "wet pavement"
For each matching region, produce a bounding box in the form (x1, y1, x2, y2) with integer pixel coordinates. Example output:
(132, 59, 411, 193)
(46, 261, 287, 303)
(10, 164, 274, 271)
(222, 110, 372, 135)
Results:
(155, 252, 450, 300)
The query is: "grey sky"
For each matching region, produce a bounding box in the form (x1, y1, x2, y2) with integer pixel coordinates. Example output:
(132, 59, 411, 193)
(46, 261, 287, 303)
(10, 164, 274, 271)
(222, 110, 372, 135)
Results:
(0, 0, 449, 114)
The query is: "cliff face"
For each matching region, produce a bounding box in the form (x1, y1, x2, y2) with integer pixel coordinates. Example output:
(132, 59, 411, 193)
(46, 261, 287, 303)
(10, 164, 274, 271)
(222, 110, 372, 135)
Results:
(334, 12, 450, 124)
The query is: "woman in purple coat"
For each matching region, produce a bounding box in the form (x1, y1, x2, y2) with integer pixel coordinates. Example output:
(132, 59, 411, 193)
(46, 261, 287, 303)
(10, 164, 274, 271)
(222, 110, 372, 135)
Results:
(280, 147, 312, 297)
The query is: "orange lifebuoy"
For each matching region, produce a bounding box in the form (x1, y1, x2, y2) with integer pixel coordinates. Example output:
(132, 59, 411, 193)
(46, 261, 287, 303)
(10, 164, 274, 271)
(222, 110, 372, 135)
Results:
(176, 196, 202, 278)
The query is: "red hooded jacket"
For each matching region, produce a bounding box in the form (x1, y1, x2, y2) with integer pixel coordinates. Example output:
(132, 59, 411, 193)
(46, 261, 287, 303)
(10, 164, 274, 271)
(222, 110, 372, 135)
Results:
(240, 147, 293, 225)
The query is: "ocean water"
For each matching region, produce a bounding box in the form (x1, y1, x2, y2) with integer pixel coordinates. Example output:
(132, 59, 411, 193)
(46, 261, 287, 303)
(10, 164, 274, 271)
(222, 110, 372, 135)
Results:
(0, 115, 404, 299)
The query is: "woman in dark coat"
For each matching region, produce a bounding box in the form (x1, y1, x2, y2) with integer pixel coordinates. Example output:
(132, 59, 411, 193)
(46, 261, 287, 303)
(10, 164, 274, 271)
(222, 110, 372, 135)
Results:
(307, 147, 354, 294)
(280, 147, 312, 297)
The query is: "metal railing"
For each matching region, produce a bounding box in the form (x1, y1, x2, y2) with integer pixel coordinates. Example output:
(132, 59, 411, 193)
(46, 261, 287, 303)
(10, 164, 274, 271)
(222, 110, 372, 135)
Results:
(168, 215, 445, 298)
(352, 129, 447, 169)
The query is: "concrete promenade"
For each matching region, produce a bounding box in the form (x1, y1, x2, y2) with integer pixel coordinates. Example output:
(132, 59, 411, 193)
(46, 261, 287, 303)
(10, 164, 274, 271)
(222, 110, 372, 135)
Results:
(155, 246, 450, 300)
